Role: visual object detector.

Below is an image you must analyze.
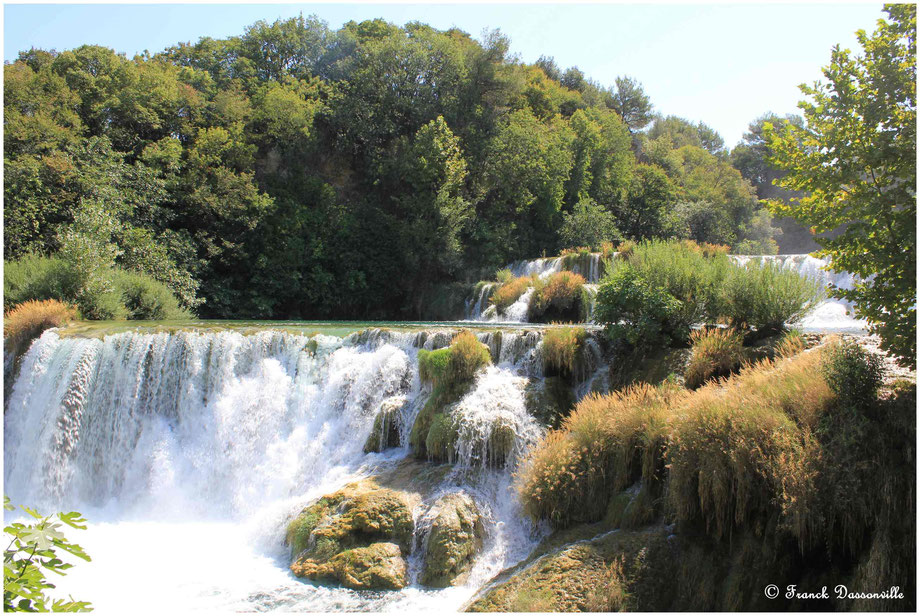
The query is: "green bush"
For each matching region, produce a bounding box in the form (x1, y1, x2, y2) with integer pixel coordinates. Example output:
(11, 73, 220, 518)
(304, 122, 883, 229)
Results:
(594, 267, 683, 349)
(594, 241, 823, 347)
(621, 239, 729, 328)
(821, 340, 884, 408)
(720, 261, 823, 335)
(4, 254, 190, 321)
(113, 270, 190, 320)
(4, 254, 77, 312)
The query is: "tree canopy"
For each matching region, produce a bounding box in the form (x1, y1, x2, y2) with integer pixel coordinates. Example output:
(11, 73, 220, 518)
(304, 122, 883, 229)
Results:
(5, 15, 780, 319)
(765, 4, 916, 364)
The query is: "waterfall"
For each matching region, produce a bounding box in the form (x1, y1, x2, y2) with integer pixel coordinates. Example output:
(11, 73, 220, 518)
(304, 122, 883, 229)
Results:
(4, 326, 556, 612)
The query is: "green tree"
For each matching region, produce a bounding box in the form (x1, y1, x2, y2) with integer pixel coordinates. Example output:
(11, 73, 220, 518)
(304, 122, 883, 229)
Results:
(558, 197, 621, 250)
(4, 497, 92, 612)
(765, 4, 916, 364)
(609, 76, 653, 132)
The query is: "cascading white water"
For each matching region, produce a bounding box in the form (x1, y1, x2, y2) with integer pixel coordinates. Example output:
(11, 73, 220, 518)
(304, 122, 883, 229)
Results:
(4, 327, 552, 612)
(731, 254, 867, 331)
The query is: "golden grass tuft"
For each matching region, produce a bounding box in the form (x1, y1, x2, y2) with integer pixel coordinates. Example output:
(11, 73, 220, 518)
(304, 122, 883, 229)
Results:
(489, 276, 531, 313)
(541, 326, 587, 379)
(4, 299, 76, 348)
(683, 327, 745, 389)
(518, 349, 837, 536)
(529, 271, 587, 322)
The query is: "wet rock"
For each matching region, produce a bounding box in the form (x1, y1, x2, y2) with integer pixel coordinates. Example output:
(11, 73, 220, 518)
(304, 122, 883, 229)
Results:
(287, 480, 415, 590)
(293, 542, 409, 590)
(363, 396, 405, 453)
(421, 493, 484, 587)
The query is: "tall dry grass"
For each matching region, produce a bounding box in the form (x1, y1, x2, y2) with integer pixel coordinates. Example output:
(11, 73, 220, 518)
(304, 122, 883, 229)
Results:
(4, 299, 77, 348)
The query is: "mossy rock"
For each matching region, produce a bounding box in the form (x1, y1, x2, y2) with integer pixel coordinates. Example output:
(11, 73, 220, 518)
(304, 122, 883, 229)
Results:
(364, 397, 405, 453)
(467, 525, 676, 612)
(603, 486, 658, 530)
(525, 377, 575, 428)
(292, 542, 409, 590)
(288, 479, 416, 590)
(425, 411, 460, 462)
(608, 347, 692, 390)
(421, 493, 485, 588)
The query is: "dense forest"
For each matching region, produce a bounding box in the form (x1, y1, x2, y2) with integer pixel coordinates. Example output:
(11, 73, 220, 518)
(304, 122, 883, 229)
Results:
(4, 16, 801, 319)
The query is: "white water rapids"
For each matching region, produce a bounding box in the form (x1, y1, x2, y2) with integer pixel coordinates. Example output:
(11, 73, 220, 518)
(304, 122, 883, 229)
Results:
(4, 328, 552, 612)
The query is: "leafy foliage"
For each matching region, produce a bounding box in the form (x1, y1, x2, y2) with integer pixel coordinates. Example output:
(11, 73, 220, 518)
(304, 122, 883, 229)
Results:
(765, 4, 916, 365)
(3, 497, 93, 612)
(3, 16, 785, 320)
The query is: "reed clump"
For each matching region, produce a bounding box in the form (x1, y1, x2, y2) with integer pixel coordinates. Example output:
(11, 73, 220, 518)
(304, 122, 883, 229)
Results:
(528, 271, 588, 323)
(541, 326, 587, 380)
(489, 276, 531, 314)
(4, 299, 76, 349)
(683, 327, 745, 389)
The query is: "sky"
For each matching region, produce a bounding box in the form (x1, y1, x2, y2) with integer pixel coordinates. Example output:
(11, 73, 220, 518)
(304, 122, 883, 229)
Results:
(2, 2, 886, 146)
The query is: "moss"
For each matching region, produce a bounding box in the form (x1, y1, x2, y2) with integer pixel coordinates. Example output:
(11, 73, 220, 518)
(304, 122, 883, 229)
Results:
(294, 542, 409, 590)
(425, 412, 459, 462)
(421, 493, 484, 587)
(418, 348, 451, 385)
(289, 480, 415, 589)
(410, 331, 491, 459)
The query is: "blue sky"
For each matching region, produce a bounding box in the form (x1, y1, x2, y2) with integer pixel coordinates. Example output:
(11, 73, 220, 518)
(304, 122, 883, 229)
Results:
(3, 2, 885, 146)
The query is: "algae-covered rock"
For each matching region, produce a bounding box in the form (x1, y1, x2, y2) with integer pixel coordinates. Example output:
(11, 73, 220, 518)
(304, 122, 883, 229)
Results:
(287, 480, 415, 590)
(421, 493, 484, 587)
(292, 542, 409, 590)
(364, 396, 405, 453)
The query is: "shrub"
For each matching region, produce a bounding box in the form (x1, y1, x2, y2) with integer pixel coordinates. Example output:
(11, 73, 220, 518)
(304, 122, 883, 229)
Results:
(489, 276, 531, 313)
(4, 254, 191, 321)
(620, 239, 729, 329)
(541, 326, 587, 379)
(594, 267, 683, 349)
(528, 271, 587, 323)
(113, 270, 191, 320)
(495, 268, 513, 284)
(684, 328, 745, 389)
(720, 260, 823, 335)
(820, 339, 884, 408)
(3, 254, 77, 312)
(4, 300, 76, 357)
